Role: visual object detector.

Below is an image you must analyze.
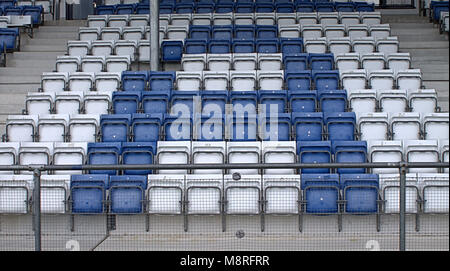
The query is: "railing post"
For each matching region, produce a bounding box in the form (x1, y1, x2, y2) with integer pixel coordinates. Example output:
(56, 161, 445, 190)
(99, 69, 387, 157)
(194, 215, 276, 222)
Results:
(32, 168, 42, 251)
(150, 0, 160, 71)
(399, 162, 407, 251)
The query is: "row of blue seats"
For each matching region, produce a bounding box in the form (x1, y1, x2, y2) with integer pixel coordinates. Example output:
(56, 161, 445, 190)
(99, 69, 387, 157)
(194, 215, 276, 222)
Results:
(168, 38, 305, 59)
(0, 0, 16, 9)
(121, 70, 340, 92)
(0, 5, 43, 24)
(86, 140, 367, 175)
(188, 24, 284, 40)
(111, 89, 347, 115)
(0, 27, 19, 51)
(97, 112, 357, 142)
(69, 173, 379, 214)
(430, 1, 449, 23)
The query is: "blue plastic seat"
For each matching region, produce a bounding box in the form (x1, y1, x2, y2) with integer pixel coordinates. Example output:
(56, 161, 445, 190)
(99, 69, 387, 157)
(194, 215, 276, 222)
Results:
(215, 2, 234, 13)
(256, 25, 278, 39)
(260, 113, 291, 141)
(276, 2, 295, 13)
(235, 2, 254, 13)
(149, 71, 175, 91)
(283, 53, 309, 71)
(332, 141, 368, 174)
(301, 173, 340, 190)
(22, 6, 43, 25)
(312, 70, 340, 91)
(232, 39, 255, 53)
(341, 174, 379, 213)
(280, 38, 304, 54)
(324, 112, 356, 141)
(292, 112, 323, 141)
(355, 2, 375, 12)
(135, 3, 150, 14)
(432, 2, 449, 22)
(196, 2, 215, 13)
(121, 142, 157, 175)
(256, 38, 279, 53)
(159, 3, 175, 14)
(163, 113, 192, 141)
(296, 3, 315, 12)
(234, 25, 255, 40)
(0, 28, 18, 51)
(289, 89, 317, 113)
(184, 39, 208, 54)
(100, 114, 131, 142)
(201, 90, 229, 116)
(70, 174, 109, 213)
(121, 71, 149, 92)
(196, 114, 225, 141)
(315, 2, 335, 12)
(258, 90, 287, 115)
(308, 53, 335, 71)
(230, 91, 258, 118)
(131, 113, 163, 142)
(255, 2, 274, 12)
(335, 2, 355, 12)
(285, 71, 312, 91)
(4, 6, 22, 16)
(87, 143, 122, 175)
(175, 3, 195, 13)
(303, 180, 340, 213)
(189, 25, 211, 40)
(95, 5, 115, 15)
(212, 25, 234, 40)
(297, 141, 331, 173)
(170, 90, 199, 116)
(142, 90, 171, 114)
(161, 40, 184, 62)
(109, 175, 148, 214)
(317, 89, 347, 113)
(112, 91, 142, 115)
(229, 114, 258, 141)
(208, 39, 231, 54)
(115, 4, 135, 14)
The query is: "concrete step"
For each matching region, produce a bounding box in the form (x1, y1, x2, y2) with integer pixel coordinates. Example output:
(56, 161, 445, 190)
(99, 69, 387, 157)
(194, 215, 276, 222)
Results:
(0, 67, 46, 76)
(33, 31, 79, 40)
(0, 84, 41, 93)
(25, 38, 69, 46)
(399, 41, 449, 49)
(44, 20, 86, 27)
(0, 76, 41, 84)
(21, 45, 67, 52)
(36, 25, 82, 32)
(7, 51, 63, 61)
(5, 59, 56, 69)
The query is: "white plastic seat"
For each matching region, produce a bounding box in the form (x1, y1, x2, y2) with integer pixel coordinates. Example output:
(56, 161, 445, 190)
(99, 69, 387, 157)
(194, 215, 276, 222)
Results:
(95, 72, 121, 92)
(328, 37, 352, 55)
(0, 143, 19, 175)
(87, 15, 108, 28)
(166, 25, 189, 40)
(37, 114, 69, 142)
(18, 142, 53, 174)
(176, 71, 203, 91)
(147, 175, 184, 214)
(67, 114, 100, 142)
(304, 38, 327, 53)
(202, 71, 229, 91)
(114, 40, 137, 62)
(230, 70, 257, 91)
(105, 55, 131, 73)
(255, 13, 276, 25)
(376, 37, 399, 55)
(83, 92, 112, 114)
(258, 53, 283, 71)
(360, 12, 382, 26)
(360, 53, 386, 72)
(301, 24, 323, 39)
(369, 24, 391, 40)
(5, 115, 38, 142)
(257, 70, 284, 91)
(122, 26, 144, 41)
(277, 13, 297, 26)
(386, 53, 411, 72)
(137, 39, 150, 62)
(91, 40, 114, 56)
(440, 139, 449, 173)
(368, 69, 395, 90)
(67, 41, 91, 57)
(107, 14, 129, 28)
(100, 27, 122, 41)
(324, 24, 346, 39)
(352, 37, 376, 54)
(78, 27, 100, 41)
(68, 72, 95, 92)
(379, 173, 420, 214)
(419, 173, 449, 213)
(358, 112, 390, 141)
(80, 55, 105, 73)
(408, 89, 439, 114)
(224, 175, 261, 215)
(234, 13, 254, 25)
(157, 141, 191, 174)
(348, 89, 377, 113)
(318, 12, 339, 26)
(232, 53, 257, 71)
(191, 13, 212, 26)
(52, 143, 87, 175)
(129, 14, 150, 27)
(378, 89, 408, 113)
(263, 175, 301, 214)
(170, 14, 191, 26)
(339, 12, 360, 26)
(347, 24, 369, 39)
(191, 141, 226, 174)
(395, 69, 423, 94)
(213, 13, 233, 25)
(297, 13, 317, 25)
(54, 91, 83, 115)
(181, 54, 207, 71)
(40, 175, 70, 214)
(25, 92, 55, 115)
(340, 69, 367, 91)
(369, 140, 403, 174)
(227, 141, 261, 175)
(55, 56, 81, 73)
(405, 140, 440, 173)
(422, 113, 449, 140)
(0, 175, 33, 213)
(279, 24, 301, 38)
(41, 72, 68, 92)
(390, 112, 422, 140)
(262, 141, 296, 175)
(207, 54, 232, 71)
(185, 175, 222, 215)
(335, 53, 360, 71)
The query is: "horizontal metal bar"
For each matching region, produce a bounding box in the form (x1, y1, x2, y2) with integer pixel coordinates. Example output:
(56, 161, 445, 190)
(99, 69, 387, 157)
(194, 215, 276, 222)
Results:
(0, 162, 448, 172)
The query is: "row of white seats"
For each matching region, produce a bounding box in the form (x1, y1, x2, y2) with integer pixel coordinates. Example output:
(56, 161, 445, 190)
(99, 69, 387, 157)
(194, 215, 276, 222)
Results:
(439, 11, 449, 33)
(358, 112, 449, 141)
(66, 40, 150, 61)
(55, 55, 131, 73)
(0, 172, 447, 215)
(335, 52, 411, 72)
(40, 72, 121, 93)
